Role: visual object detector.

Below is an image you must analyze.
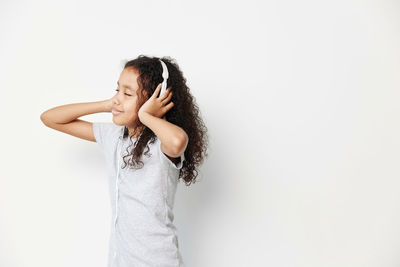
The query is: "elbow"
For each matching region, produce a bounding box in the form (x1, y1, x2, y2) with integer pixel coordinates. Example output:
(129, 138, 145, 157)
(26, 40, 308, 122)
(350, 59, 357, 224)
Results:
(40, 112, 50, 125)
(174, 132, 189, 156)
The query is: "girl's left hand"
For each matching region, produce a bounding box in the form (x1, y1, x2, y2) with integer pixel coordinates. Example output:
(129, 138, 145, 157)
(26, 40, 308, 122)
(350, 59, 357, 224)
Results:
(138, 83, 174, 121)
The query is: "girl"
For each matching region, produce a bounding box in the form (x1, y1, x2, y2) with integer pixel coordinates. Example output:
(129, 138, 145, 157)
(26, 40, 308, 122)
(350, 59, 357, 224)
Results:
(40, 55, 209, 267)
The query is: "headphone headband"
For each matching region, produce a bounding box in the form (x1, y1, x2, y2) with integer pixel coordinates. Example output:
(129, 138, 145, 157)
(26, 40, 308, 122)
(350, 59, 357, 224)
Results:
(159, 59, 169, 96)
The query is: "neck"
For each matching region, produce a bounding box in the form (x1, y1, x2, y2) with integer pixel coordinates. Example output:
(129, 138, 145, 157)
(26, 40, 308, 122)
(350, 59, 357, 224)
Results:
(128, 125, 145, 139)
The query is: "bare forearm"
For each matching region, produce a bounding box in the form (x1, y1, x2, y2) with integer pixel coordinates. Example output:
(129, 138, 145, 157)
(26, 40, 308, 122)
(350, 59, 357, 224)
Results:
(139, 112, 187, 151)
(40, 100, 109, 124)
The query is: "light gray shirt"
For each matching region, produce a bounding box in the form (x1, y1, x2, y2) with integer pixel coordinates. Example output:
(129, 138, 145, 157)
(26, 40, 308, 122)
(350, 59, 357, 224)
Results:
(92, 122, 185, 267)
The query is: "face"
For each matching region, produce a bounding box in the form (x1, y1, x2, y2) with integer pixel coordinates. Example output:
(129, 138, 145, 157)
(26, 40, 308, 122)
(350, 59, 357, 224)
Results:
(111, 67, 144, 132)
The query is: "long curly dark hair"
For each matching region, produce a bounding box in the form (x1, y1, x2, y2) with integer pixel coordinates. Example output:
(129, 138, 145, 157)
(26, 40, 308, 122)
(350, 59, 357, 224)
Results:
(119, 55, 209, 186)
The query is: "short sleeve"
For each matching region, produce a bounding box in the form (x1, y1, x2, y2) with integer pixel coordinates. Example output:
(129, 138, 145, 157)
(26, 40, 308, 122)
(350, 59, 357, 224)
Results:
(157, 138, 185, 169)
(92, 122, 121, 152)
(92, 122, 103, 146)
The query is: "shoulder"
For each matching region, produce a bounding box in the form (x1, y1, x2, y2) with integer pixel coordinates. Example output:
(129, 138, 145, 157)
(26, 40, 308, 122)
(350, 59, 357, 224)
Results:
(93, 122, 123, 136)
(92, 122, 124, 148)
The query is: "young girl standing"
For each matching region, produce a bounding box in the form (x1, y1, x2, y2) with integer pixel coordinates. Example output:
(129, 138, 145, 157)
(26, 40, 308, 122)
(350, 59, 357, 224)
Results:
(40, 55, 209, 267)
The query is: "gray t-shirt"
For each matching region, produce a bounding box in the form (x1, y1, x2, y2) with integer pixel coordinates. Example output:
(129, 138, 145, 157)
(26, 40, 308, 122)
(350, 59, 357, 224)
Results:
(92, 122, 185, 267)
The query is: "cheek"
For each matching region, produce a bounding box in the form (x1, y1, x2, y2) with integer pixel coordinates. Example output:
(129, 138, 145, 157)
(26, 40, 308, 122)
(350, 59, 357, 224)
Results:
(125, 99, 139, 112)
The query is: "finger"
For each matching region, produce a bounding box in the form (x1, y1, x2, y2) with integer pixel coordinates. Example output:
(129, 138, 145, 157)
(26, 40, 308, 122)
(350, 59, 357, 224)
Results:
(161, 90, 173, 105)
(152, 83, 162, 99)
(165, 101, 174, 111)
(162, 87, 171, 97)
(160, 87, 171, 101)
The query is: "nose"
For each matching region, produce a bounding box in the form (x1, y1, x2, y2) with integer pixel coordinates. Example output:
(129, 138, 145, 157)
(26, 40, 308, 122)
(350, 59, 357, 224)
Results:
(112, 93, 122, 105)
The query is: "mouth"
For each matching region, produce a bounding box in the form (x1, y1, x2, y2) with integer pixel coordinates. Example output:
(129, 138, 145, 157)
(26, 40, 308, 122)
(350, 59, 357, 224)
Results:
(112, 108, 123, 115)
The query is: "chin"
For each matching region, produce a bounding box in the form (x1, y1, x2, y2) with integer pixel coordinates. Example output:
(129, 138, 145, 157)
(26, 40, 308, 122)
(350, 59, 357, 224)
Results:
(112, 117, 125, 126)
(113, 115, 137, 126)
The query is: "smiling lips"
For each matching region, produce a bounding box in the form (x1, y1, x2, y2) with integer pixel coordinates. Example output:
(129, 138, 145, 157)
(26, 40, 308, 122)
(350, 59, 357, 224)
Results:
(112, 108, 123, 115)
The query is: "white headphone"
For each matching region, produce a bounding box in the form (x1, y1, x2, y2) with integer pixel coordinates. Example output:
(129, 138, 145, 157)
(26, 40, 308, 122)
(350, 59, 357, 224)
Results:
(159, 59, 169, 97)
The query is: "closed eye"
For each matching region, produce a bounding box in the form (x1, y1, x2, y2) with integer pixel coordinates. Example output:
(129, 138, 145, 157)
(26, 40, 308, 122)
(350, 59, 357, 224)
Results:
(115, 89, 132, 96)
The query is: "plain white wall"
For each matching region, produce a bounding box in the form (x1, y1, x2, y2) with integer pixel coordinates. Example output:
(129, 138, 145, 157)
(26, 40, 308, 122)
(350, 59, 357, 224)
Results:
(1, 0, 399, 266)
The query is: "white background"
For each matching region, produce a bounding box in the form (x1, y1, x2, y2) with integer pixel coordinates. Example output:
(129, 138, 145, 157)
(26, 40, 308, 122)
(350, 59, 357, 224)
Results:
(1, 0, 400, 266)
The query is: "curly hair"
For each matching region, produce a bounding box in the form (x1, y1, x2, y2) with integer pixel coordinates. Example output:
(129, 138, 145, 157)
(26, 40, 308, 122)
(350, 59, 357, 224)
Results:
(119, 55, 209, 186)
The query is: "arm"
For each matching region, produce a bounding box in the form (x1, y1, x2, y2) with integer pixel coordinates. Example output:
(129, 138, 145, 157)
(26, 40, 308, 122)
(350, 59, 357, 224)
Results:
(137, 83, 188, 158)
(40, 100, 112, 142)
(40, 100, 111, 124)
(139, 112, 188, 158)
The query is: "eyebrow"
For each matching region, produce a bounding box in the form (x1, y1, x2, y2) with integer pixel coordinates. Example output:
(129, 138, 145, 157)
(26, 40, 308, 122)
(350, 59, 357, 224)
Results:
(117, 81, 134, 91)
